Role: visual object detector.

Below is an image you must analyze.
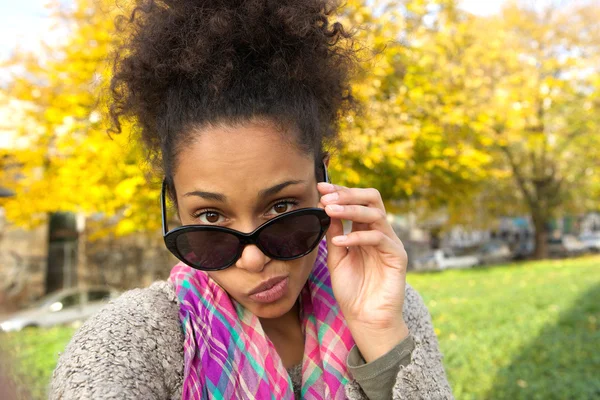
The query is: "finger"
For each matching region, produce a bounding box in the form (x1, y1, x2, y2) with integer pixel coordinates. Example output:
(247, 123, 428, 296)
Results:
(319, 185, 384, 209)
(325, 216, 347, 268)
(332, 230, 407, 267)
(325, 204, 396, 239)
(317, 182, 346, 194)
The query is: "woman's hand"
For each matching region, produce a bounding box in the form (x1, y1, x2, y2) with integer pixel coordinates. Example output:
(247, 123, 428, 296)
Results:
(318, 182, 409, 363)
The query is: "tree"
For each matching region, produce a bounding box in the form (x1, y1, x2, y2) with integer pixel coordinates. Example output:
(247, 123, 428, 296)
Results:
(460, 1, 600, 257)
(333, 0, 492, 211)
(2, 0, 490, 235)
(5, 0, 597, 263)
(0, 0, 166, 290)
(1, 0, 159, 237)
(371, 0, 600, 258)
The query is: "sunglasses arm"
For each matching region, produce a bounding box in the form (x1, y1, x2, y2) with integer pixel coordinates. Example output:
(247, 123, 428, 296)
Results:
(161, 179, 169, 236)
(322, 161, 330, 184)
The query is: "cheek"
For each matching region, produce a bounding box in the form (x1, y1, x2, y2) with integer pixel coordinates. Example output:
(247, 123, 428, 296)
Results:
(309, 187, 320, 206)
(206, 270, 242, 294)
(289, 249, 319, 283)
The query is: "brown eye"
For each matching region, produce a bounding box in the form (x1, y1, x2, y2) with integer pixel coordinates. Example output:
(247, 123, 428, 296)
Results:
(266, 201, 297, 217)
(205, 212, 220, 223)
(197, 211, 224, 224)
(274, 203, 288, 213)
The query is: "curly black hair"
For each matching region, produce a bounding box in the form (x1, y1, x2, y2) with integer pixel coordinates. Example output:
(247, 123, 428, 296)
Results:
(110, 0, 357, 192)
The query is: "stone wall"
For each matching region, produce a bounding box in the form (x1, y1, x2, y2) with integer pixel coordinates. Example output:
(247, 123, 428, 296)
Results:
(83, 232, 176, 290)
(0, 211, 177, 312)
(0, 219, 47, 313)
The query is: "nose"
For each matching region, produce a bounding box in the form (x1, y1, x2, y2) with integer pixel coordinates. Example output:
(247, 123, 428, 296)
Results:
(235, 244, 271, 272)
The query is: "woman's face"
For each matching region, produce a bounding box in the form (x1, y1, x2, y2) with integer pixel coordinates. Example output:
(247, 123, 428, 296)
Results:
(173, 120, 321, 319)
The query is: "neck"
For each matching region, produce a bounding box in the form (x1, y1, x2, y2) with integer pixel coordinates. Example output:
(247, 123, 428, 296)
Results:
(260, 300, 301, 335)
(260, 300, 305, 368)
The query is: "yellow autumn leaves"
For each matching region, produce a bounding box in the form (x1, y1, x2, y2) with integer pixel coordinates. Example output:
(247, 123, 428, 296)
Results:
(1, 0, 599, 241)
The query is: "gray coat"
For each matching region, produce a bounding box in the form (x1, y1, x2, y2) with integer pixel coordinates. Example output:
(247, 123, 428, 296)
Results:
(50, 281, 453, 399)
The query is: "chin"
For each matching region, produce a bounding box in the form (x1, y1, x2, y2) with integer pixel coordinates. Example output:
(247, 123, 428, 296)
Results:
(248, 296, 296, 319)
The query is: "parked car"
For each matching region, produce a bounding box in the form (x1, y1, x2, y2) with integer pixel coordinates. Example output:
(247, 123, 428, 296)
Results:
(0, 286, 120, 332)
(477, 240, 512, 265)
(413, 249, 480, 271)
(547, 235, 587, 258)
(512, 239, 535, 260)
(579, 233, 600, 252)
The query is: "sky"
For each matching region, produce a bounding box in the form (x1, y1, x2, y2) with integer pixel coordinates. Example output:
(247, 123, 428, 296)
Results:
(459, 0, 505, 16)
(0, 0, 507, 61)
(0, 0, 54, 59)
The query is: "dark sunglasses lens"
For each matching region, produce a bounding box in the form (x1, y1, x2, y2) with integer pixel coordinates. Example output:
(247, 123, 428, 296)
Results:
(175, 230, 239, 270)
(259, 213, 325, 258)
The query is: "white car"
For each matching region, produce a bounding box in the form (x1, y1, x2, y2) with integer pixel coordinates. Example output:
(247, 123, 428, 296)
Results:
(547, 235, 588, 258)
(579, 233, 600, 252)
(478, 241, 512, 265)
(0, 286, 120, 332)
(413, 249, 480, 271)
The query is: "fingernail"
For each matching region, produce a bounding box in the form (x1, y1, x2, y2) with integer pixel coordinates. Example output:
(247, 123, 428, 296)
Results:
(321, 192, 339, 202)
(326, 204, 343, 212)
(318, 182, 334, 191)
(333, 235, 347, 243)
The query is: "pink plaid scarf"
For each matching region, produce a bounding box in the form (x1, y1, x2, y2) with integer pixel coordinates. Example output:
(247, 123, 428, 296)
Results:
(169, 240, 355, 399)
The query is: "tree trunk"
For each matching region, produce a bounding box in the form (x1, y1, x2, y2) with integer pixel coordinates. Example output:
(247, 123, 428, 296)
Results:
(76, 213, 87, 286)
(45, 212, 78, 293)
(531, 212, 548, 259)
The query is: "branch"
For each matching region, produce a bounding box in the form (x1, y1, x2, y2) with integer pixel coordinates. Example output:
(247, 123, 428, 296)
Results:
(536, 95, 547, 177)
(499, 144, 537, 211)
(555, 128, 587, 157)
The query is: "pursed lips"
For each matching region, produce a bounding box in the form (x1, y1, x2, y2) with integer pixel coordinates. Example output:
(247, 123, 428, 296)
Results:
(248, 275, 289, 295)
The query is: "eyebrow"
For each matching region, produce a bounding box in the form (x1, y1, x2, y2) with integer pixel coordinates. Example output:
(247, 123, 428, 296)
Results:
(183, 180, 306, 202)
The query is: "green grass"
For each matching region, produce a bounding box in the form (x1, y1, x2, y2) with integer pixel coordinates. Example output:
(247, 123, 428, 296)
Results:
(2, 256, 599, 399)
(1, 326, 75, 399)
(408, 255, 600, 400)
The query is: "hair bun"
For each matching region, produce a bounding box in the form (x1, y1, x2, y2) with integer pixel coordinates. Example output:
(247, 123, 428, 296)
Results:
(111, 0, 356, 178)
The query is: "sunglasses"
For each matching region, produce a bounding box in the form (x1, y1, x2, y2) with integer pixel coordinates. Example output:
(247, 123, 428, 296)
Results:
(161, 164, 331, 271)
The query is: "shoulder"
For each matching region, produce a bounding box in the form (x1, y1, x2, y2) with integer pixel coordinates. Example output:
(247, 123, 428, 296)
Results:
(402, 282, 432, 329)
(50, 281, 184, 400)
(395, 283, 454, 399)
(402, 282, 441, 349)
(69, 281, 182, 351)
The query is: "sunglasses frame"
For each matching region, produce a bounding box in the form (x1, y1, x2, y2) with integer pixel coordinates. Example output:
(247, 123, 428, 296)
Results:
(161, 162, 331, 271)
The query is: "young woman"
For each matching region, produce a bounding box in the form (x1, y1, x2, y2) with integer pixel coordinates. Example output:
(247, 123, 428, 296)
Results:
(51, 0, 452, 399)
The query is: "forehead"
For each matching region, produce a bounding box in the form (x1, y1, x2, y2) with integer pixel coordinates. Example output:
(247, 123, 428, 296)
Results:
(173, 121, 315, 197)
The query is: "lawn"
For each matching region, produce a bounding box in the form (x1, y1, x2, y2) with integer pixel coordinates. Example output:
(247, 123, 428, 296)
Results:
(1, 325, 75, 400)
(408, 255, 600, 400)
(2, 256, 599, 399)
